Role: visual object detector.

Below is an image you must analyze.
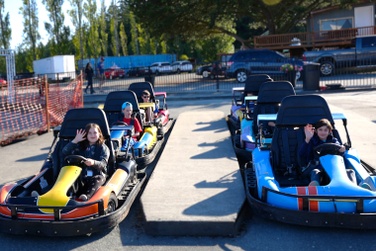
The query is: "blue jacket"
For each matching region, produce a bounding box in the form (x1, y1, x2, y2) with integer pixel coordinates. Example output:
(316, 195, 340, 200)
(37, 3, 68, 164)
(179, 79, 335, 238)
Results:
(299, 134, 340, 166)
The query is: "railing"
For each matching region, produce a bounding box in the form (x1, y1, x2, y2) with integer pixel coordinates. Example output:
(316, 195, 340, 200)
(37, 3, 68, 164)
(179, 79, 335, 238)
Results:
(254, 26, 376, 50)
(84, 61, 376, 94)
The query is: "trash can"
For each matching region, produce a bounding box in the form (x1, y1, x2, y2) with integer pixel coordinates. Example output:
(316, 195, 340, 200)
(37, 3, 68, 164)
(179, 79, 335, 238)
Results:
(302, 62, 320, 91)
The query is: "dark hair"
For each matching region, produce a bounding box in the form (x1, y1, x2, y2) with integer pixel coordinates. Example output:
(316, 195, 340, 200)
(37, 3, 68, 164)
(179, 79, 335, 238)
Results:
(315, 118, 333, 131)
(85, 62, 91, 69)
(142, 90, 150, 96)
(79, 123, 105, 150)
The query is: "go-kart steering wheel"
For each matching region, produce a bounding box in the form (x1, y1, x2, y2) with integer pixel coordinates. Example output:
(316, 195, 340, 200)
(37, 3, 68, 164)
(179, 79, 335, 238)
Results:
(64, 155, 87, 166)
(112, 121, 128, 126)
(313, 143, 342, 157)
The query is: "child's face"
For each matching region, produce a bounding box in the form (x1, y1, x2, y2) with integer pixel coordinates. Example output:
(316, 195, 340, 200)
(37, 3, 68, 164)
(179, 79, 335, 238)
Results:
(87, 127, 100, 144)
(142, 93, 150, 102)
(123, 107, 133, 118)
(316, 126, 330, 141)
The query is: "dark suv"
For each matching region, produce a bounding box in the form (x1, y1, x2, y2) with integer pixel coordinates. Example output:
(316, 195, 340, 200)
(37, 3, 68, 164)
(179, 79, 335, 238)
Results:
(226, 49, 303, 83)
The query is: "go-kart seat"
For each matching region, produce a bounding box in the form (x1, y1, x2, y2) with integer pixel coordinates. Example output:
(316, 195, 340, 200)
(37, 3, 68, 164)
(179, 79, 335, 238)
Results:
(270, 95, 335, 187)
(103, 90, 145, 129)
(128, 82, 156, 103)
(244, 74, 273, 97)
(53, 108, 116, 178)
(252, 81, 295, 137)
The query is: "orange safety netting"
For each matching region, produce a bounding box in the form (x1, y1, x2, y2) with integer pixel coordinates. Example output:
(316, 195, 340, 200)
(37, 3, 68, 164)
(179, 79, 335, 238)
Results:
(0, 75, 83, 146)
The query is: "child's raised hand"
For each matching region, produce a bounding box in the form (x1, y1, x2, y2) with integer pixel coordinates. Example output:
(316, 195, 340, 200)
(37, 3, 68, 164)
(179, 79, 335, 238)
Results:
(72, 129, 86, 143)
(304, 124, 314, 143)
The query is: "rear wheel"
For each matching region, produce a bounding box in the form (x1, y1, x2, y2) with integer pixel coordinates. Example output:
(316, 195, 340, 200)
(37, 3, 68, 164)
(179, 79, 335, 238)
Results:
(236, 70, 248, 83)
(202, 70, 210, 78)
(107, 193, 118, 213)
(320, 61, 335, 76)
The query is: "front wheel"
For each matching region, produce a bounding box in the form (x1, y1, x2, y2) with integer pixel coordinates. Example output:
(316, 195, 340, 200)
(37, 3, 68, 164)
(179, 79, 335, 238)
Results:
(236, 70, 248, 83)
(296, 71, 301, 81)
(202, 70, 210, 78)
(320, 61, 335, 76)
(107, 193, 118, 213)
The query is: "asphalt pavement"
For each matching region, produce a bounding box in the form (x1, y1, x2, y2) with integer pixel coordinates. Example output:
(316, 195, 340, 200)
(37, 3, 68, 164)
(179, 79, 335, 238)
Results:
(1, 86, 376, 251)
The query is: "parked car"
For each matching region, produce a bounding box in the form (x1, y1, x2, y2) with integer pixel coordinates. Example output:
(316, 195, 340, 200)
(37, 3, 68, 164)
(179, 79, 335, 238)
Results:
(196, 62, 226, 79)
(149, 62, 173, 75)
(126, 67, 150, 77)
(302, 35, 376, 76)
(104, 65, 125, 79)
(171, 60, 193, 73)
(226, 49, 303, 83)
(0, 78, 6, 87)
(196, 64, 211, 77)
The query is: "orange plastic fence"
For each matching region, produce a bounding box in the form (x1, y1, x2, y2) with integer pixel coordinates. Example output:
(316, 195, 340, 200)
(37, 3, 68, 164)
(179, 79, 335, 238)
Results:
(0, 75, 83, 146)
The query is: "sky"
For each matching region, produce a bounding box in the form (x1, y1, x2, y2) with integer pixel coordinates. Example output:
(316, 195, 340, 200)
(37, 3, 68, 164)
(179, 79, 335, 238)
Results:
(4, 0, 111, 49)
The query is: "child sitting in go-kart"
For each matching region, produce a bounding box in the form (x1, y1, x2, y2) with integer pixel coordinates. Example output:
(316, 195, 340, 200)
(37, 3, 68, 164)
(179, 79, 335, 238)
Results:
(299, 118, 355, 186)
(61, 123, 110, 201)
(120, 102, 143, 150)
(140, 89, 159, 123)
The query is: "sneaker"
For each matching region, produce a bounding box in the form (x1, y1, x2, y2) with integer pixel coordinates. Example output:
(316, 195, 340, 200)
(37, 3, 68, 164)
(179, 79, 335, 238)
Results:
(84, 89, 88, 94)
(79, 194, 88, 201)
(91, 90, 95, 94)
(31, 190, 39, 197)
(309, 181, 320, 186)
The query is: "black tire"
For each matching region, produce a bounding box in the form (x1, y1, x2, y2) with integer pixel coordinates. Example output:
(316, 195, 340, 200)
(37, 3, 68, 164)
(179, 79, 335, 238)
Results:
(236, 70, 248, 83)
(319, 61, 335, 76)
(107, 193, 118, 213)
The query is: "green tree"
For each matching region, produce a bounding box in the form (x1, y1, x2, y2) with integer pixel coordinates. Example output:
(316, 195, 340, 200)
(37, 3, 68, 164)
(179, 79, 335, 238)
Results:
(119, 22, 127, 55)
(42, 0, 66, 54)
(125, 0, 357, 48)
(98, 0, 108, 56)
(20, 0, 40, 60)
(0, 0, 11, 49)
(109, 0, 120, 56)
(68, 0, 85, 63)
(84, 0, 102, 70)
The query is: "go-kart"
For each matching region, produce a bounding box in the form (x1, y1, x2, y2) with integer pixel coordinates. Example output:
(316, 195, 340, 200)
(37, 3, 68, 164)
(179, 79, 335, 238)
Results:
(232, 81, 295, 166)
(227, 74, 273, 135)
(244, 94, 376, 229)
(128, 81, 173, 139)
(0, 108, 145, 236)
(103, 88, 173, 170)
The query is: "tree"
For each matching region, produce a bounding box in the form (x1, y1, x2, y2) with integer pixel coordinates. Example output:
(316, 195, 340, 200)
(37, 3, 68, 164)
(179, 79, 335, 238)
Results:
(125, 0, 356, 49)
(20, 0, 40, 61)
(84, 0, 103, 73)
(109, 0, 120, 56)
(119, 22, 127, 56)
(98, 0, 108, 56)
(0, 0, 11, 49)
(42, 0, 66, 54)
(68, 0, 85, 63)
